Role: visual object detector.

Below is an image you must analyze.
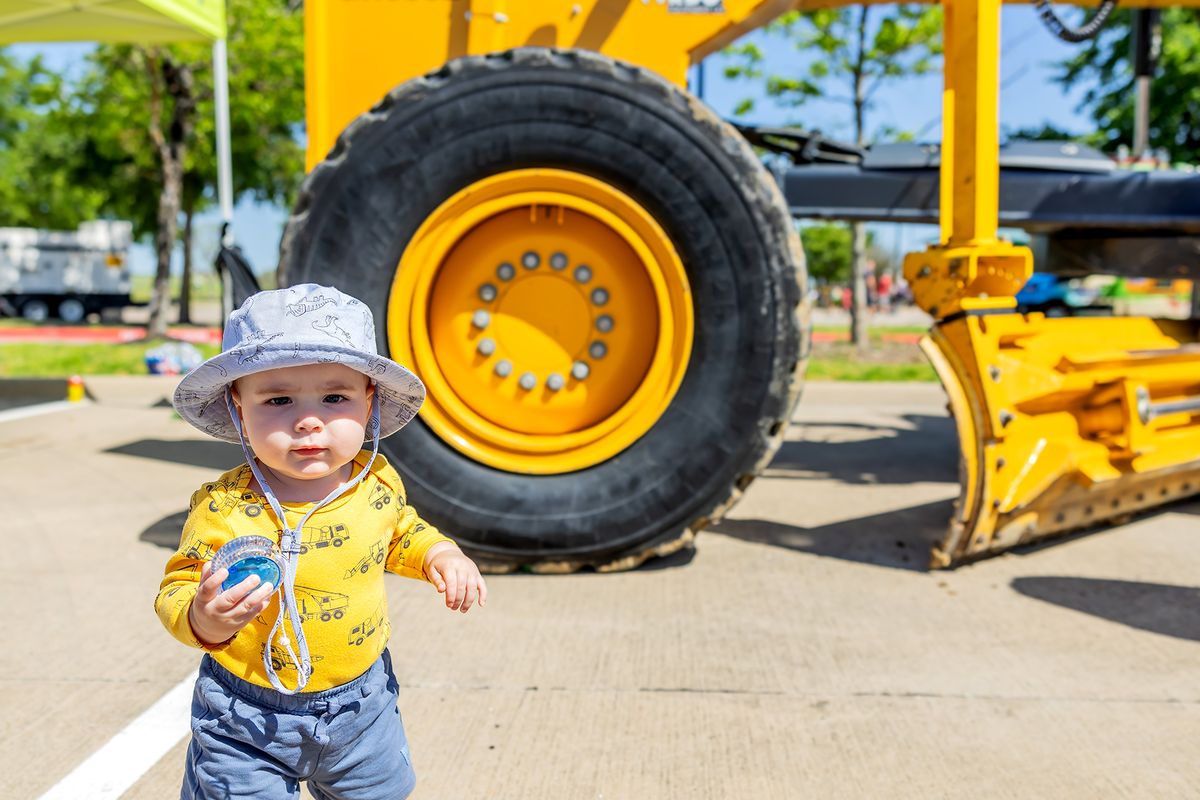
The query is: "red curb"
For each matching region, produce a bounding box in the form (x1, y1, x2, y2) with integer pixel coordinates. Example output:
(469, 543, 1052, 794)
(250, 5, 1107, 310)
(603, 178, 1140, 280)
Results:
(0, 326, 221, 344)
(811, 331, 923, 344)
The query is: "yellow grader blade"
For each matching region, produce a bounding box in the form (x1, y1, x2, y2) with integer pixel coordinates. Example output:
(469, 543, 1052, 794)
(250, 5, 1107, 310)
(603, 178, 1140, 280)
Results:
(924, 312, 1200, 567)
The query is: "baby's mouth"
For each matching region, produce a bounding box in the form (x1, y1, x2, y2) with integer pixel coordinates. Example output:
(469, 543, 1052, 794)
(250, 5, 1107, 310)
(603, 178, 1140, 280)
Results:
(292, 446, 326, 457)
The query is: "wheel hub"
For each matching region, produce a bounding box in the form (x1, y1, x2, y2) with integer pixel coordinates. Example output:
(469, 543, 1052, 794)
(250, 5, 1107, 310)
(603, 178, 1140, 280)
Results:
(390, 169, 693, 473)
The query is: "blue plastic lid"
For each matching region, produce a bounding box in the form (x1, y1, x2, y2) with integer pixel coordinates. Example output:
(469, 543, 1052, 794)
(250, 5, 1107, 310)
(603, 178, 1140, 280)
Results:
(212, 535, 283, 594)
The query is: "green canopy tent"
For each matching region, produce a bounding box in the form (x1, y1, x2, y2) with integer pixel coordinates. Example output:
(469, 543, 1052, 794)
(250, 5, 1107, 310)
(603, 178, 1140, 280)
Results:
(0, 1, 236, 249)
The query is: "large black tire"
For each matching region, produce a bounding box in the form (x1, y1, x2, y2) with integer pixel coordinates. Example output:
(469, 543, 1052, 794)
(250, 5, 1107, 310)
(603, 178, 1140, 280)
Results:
(280, 48, 809, 572)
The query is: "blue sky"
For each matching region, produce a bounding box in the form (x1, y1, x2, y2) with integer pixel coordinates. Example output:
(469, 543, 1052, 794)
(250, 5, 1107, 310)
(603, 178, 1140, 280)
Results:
(12, 6, 1101, 276)
(698, 5, 1095, 140)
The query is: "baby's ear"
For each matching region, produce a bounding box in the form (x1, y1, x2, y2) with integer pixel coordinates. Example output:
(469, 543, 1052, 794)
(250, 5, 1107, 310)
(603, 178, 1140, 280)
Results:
(229, 382, 243, 409)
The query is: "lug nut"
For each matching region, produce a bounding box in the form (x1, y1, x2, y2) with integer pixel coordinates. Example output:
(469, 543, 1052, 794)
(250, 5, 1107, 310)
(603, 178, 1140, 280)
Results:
(574, 265, 592, 283)
(546, 373, 565, 391)
(571, 361, 590, 380)
(550, 252, 568, 270)
(494, 359, 512, 378)
(497, 262, 515, 281)
(596, 314, 614, 333)
(522, 251, 540, 269)
(589, 341, 607, 359)
(471, 310, 491, 329)
(477, 338, 496, 357)
(591, 287, 609, 306)
(479, 283, 498, 302)
(519, 371, 537, 390)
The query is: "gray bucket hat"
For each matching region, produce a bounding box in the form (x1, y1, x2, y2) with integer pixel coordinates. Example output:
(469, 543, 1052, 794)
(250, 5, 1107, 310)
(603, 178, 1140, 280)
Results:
(173, 283, 424, 444)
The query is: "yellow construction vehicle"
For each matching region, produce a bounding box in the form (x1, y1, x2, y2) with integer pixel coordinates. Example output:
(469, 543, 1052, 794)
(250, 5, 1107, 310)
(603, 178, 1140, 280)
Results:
(294, 585, 350, 622)
(280, 0, 1200, 571)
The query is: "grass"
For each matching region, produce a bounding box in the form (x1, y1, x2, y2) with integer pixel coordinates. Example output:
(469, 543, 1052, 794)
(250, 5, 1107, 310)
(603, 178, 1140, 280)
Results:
(807, 356, 938, 382)
(813, 324, 929, 337)
(0, 341, 221, 377)
(128, 271, 275, 303)
(130, 273, 224, 303)
(1, 341, 935, 382)
(1, 324, 934, 382)
(806, 337, 937, 382)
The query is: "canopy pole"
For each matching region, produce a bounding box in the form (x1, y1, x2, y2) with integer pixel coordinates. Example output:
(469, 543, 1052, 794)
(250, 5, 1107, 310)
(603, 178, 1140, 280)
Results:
(213, 38, 234, 246)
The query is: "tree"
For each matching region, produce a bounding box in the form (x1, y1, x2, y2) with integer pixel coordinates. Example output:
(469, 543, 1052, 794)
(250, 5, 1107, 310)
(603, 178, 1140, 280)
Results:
(800, 223, 852, 283)
(1055, 9, 1200, 163)
(70, 0, 304, 335)
(725, 6, 941, 351)
(0, 52, 108, 228)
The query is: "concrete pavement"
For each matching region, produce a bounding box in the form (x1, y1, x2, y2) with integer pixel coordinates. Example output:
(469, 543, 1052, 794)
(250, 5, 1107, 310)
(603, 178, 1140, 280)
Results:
(3, 380, 1199, 798)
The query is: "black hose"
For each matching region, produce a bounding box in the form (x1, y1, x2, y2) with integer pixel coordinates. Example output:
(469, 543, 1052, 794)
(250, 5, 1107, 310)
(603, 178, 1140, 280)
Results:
(1033, 0, 1119, 43)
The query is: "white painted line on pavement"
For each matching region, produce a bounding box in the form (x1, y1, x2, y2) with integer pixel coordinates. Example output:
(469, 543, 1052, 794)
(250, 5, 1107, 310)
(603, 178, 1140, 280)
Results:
(38, 675, 194, 800)
(0, 400, 82, 424)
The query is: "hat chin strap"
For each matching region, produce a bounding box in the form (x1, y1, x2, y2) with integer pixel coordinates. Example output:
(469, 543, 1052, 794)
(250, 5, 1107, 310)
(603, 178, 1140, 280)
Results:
(225, 388, 383, 694)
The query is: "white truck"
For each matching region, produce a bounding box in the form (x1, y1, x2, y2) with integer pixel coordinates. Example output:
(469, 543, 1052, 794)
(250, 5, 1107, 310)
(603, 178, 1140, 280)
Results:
(0, 220, 135, 322)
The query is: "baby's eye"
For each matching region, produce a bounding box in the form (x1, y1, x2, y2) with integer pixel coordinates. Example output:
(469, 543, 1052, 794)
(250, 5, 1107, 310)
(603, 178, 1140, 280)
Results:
(266, 397, 291, 406)
(324, 394, 349, 404)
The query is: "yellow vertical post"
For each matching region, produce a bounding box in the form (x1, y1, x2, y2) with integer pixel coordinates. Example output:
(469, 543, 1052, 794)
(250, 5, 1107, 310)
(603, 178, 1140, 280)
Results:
(944, 0, 1000, 247)
(903, 0, 1030, 319)
(939, 0, 955, 246)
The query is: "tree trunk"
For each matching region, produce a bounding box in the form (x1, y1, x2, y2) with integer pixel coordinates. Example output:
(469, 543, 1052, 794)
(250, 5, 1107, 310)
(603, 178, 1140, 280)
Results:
(179, 200, 194, 325)
(148, 159, 184, 339)
(145, 51, 196, 340)
(849, 220, 870, 352)
(849, 6, 871, 352)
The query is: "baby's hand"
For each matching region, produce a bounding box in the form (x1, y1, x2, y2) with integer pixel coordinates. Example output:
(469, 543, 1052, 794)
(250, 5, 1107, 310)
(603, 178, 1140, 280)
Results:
(424, 543, 487, 613)
(188, 560, 275, 646)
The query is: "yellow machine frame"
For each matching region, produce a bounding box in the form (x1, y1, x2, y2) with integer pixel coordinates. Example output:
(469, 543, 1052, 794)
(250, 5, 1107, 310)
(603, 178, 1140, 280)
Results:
(306, 0, 1200, 566)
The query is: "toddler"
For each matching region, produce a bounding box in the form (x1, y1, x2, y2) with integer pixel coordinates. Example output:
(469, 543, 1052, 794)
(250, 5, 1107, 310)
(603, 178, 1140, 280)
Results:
(157, 284, 486, 799)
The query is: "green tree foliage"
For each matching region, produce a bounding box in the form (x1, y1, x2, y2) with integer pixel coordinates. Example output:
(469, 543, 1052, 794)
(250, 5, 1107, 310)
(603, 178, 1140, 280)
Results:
(723, 6, 940, 350)
(800, 223, 888, 284)
(0, 52, 107, 227)
(723, 6, 942, 146)
(1056, 9, 1200, 162)
(0, 0, 303, 333)
(75, 0, 304, 234)
(76, 0, 304, 333)
(800, 223, 852, 283)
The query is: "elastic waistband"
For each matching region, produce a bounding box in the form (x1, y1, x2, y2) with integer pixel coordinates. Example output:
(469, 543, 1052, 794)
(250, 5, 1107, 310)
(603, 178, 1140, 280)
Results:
(202, 651, 388, 713)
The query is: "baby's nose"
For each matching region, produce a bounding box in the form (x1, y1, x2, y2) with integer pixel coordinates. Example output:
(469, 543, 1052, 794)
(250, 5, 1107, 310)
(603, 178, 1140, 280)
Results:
(296, 414, 324, 431)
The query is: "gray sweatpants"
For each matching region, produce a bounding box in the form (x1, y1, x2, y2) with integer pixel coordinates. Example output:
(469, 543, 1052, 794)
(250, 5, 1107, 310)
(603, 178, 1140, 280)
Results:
(182, 650, 415, 799)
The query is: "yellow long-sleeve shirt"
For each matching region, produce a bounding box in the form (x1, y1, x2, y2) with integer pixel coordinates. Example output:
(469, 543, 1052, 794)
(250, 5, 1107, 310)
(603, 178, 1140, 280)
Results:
(156, 451, 452, 691)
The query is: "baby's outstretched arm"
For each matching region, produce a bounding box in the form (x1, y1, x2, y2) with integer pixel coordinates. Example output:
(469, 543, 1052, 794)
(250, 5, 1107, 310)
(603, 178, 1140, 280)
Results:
(188, 561, 275, 646)
(423, 542, 487, 613)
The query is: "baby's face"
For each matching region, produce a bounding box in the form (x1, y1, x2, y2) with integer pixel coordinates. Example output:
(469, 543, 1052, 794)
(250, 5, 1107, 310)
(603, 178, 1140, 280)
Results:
(231, 363, 374, 485)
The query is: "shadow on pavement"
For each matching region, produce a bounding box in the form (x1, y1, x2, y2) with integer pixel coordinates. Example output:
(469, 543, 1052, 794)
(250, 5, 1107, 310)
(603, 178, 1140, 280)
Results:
(1012, 577, 1200, 642)
(635, 545, 697, 571)
(140, 509, 189, 550)
(711, 498, 954, 572)
(105, 438, 242, 471)
(767, 414, 958, 485)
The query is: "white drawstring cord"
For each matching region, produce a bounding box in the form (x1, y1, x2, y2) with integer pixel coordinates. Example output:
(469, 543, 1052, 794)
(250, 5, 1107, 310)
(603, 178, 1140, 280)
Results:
(225, 388, 382, 694)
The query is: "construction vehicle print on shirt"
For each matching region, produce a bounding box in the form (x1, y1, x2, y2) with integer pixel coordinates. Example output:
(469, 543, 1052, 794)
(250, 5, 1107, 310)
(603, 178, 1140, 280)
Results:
(399, 521, 426, 552)
(208, 489, 264, 518)
(345, 541, 387, 578)
(264, 643, 325, 672)
(348, 602, 388, 646)
(184, 539, 217, 561)
(294, 585, 350, 622)
(369, 483, 392, 511)
(298, 523, 350, 554)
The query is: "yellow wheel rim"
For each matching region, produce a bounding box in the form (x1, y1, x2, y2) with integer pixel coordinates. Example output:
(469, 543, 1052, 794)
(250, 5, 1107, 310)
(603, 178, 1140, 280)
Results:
(389, 168, 693, 474)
